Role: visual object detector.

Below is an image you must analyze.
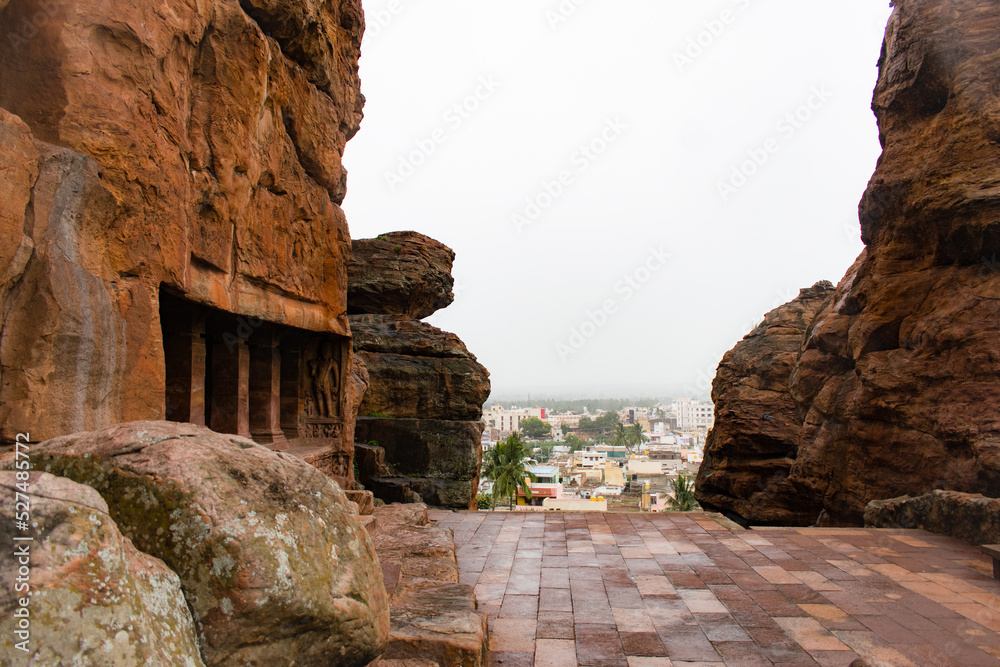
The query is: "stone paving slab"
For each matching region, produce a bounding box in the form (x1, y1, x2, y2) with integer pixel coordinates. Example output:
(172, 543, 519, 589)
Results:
(430, 511, 1000, 667)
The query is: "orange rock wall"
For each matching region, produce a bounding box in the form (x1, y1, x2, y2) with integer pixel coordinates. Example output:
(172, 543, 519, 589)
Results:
(0, 0, 365, 441)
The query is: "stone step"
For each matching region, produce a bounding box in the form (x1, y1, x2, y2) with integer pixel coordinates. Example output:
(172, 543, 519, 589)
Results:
(370, 504, 488, 667)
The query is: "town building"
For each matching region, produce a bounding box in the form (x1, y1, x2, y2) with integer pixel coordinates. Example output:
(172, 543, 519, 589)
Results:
(673, 398, 715, 431)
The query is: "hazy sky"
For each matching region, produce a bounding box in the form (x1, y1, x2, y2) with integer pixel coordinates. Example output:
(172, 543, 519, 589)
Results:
(343, 0, 894, 399)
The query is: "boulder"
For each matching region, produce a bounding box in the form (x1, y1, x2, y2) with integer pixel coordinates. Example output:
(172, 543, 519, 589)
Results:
(696, 0, 1000, 525)
(24, 421, 389, 667)
(351, 315, 490, 422)
(350, 314, 476, 358)
(347, 232, 455, 319)
(355, 418, 483, 509)
(695, 282, 835, 525)
(864, 491, 1000, 546)
(0, 471, 204, 666)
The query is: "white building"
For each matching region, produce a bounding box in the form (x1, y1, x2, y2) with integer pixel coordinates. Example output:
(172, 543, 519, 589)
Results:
(485, 405, 547, 435)
(673, 398, 715, 431)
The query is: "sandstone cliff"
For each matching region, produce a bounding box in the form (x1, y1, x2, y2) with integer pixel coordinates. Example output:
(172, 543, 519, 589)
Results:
(348, 232, 490, 510)
(697, 0, 1000, 525)
(695, 282, 835, 525)
(0, 0, 364, 444)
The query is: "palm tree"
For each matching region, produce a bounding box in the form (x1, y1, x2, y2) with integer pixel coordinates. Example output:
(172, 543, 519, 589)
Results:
(611, 423, 629, 450)
(482, 433, 538, 509)
(629, 423, 649, 454)
(669, 474, 699, 511)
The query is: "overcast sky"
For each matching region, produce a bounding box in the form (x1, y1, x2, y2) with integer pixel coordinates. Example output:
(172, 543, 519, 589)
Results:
(342, 0, 894, 400)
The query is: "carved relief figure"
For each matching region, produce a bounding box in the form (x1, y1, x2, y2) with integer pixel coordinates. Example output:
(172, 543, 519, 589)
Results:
(308, 340, 340, 418)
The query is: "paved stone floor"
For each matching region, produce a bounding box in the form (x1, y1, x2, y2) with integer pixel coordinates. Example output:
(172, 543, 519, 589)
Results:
(430, 511, 1000, 667)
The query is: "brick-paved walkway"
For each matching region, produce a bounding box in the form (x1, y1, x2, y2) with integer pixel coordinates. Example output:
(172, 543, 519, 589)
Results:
(430, 511, 1000, 667)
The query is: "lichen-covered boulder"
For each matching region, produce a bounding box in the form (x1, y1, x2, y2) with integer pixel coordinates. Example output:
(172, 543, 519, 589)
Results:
(26, 421, 390, 667)
(0, 471, 204, 666)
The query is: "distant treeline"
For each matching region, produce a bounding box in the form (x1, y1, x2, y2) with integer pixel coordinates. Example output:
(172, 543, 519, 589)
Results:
(484, 397, 671, 413)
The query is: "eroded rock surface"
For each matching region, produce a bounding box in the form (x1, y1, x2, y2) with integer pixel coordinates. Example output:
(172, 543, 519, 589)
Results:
(348, 232, 456, 319)
(25, 421, 389, 667)
(865, 491, 1000, 546)
(0, 471, 204, 666)
(695, 282, 835, 525)
(351, 315, 490, 421)
(697, 0, 1000, 525)
(0, 0, 364, 442)
(348, 235, 488, 511)
(371, 504, 488, 667)
(355, 418, 484, 509)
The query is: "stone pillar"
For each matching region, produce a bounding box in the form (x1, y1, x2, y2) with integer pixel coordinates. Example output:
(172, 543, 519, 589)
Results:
(163, 312, 206, 425)
(211, 336, 250, 437)
(280, 345, 301, 440)
(249, 329, 286, 448)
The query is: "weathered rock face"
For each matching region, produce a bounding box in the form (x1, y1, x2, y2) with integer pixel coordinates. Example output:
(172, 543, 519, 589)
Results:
(0, 0, 364, 445)
(25, 421, 389, 667)
(352, 315, 491, 421)
(865, 491, 1000, 546)
(695, 282, 836, 525)
(0, 471, 205, 666)
(348, 235, 488, 511)
(371, 504, 489, 667)
(348, 232, 456, 319)
(697, 0, 1000, 526)
(356, 418, 485, 508)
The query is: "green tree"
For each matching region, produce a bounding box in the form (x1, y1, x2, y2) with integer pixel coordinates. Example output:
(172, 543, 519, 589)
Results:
(611, 423, 630, 449)
(577, 416, 599, 434)
(519, 416, 552, 439)
(669, 474, 699, 511)
(595, 412, 620, 433)
(564, 434, 592, 452)
(561, 423, 571, 435)
(629, 423, 649, 454)
(482, 433, 538, 510)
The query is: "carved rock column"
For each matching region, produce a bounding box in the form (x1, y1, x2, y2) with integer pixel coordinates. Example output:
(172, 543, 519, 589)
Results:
(250, 328, 287, 448)
(211, 336, 250, 438)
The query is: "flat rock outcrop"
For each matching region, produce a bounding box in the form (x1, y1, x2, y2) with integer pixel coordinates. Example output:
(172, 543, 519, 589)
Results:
(348, 232, 456, 319)
(23, 421, 389, 667)
(351, 315, 490, 421)
(865, 491, 1000, 546)
(697, 0, 1000, 526)
(695, 282, 835, 525)
(0, 0, 364, 442)
(371, 504, 488, 667)
(0, 471, 204, 666)
(348, 235, 489, 511)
